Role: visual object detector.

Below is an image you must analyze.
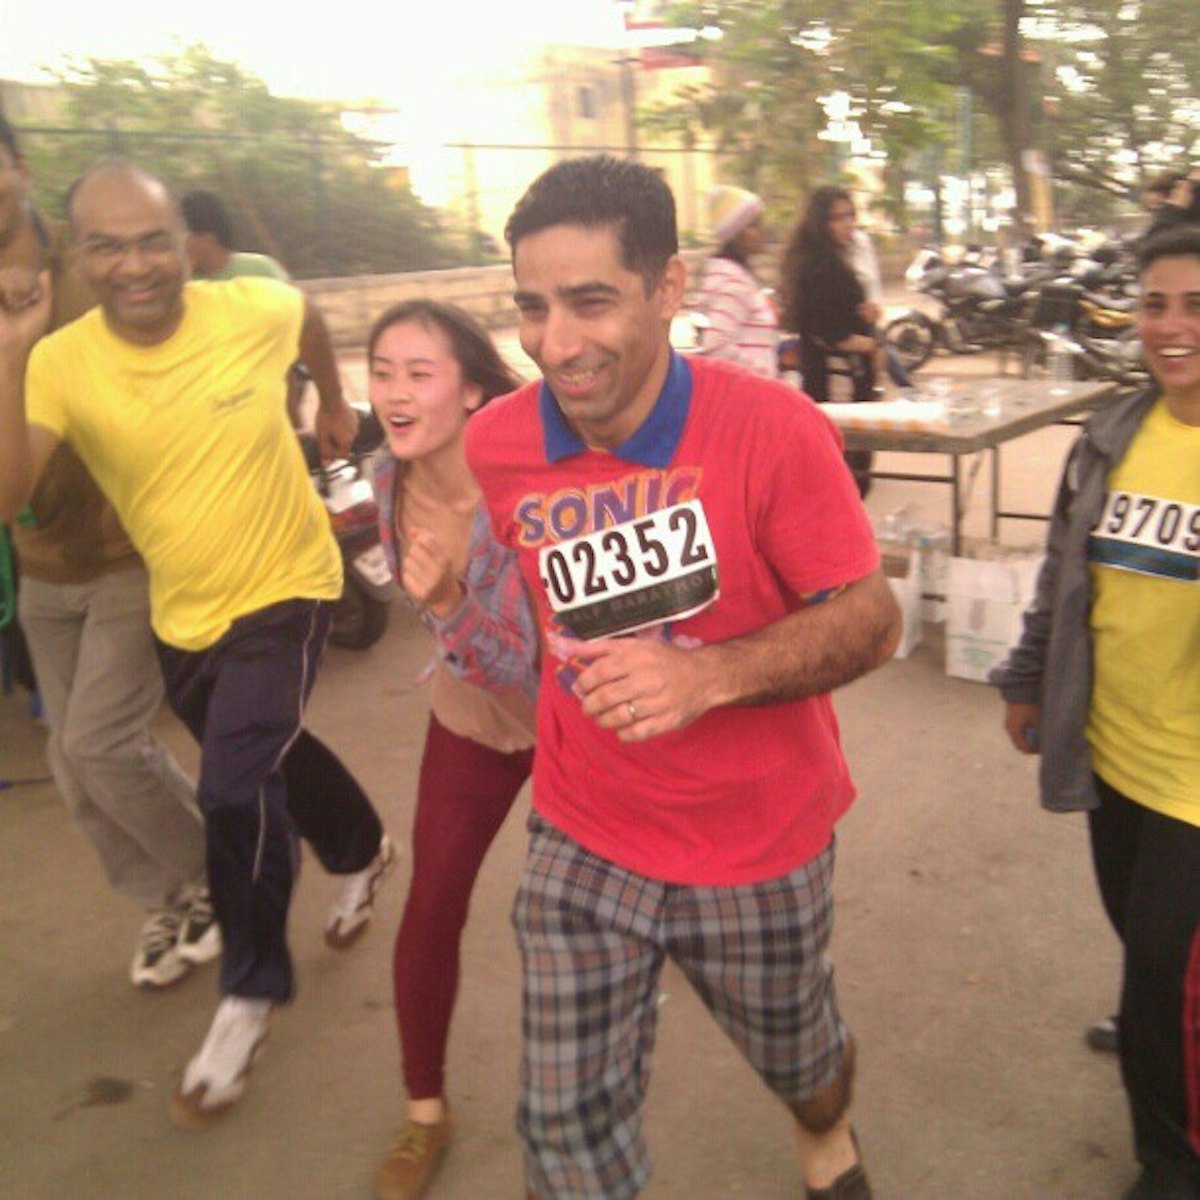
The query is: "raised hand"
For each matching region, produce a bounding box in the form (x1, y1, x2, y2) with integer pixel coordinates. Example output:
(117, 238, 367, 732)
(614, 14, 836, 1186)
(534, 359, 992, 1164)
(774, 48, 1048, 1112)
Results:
(0, 268, 52, 354)
(402, 526, 463, 618)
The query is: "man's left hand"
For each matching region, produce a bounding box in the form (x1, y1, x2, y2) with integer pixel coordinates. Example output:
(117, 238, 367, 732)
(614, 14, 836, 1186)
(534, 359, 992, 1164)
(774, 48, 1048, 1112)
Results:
(572, 637, 717, 742)
(314, 397, 358, 462)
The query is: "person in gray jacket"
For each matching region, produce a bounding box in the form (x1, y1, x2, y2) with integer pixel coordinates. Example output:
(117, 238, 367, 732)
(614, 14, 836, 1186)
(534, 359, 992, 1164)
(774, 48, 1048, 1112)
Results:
(991, 224, 1200, 1200)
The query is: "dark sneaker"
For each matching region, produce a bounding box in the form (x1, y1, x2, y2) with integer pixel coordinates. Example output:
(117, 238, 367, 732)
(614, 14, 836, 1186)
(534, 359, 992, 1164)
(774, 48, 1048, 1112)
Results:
(1124, 1163, 1200, 1199)
(325, 834, 396, 949)
(176, 886, 221, 966)
(807, 1129, 873, 1200)
(1086, 1015, 1120, 1054)
(806, 1162, 873, 1200)
(130, 909, 190, 989)
(375, 1113, 455, 1200)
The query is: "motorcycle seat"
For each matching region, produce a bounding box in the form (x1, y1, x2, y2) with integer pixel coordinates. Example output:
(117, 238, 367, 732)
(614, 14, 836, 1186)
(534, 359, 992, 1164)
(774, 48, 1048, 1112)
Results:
(1082, 291, 1137, 315)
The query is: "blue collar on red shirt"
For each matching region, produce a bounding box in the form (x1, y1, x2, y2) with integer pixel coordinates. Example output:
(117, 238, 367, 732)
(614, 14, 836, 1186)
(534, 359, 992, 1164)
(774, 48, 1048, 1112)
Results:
(539, 350, 692, 469)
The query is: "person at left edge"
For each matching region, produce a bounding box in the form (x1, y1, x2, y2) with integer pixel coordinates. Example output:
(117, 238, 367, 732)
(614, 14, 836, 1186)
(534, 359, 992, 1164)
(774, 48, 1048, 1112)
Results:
(0, 160, 395, 1127)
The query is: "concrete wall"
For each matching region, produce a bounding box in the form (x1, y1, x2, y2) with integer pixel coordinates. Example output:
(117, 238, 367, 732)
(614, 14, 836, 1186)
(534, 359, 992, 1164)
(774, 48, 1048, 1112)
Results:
(300, 242, 913, 350)
(301, 250, 710, 349)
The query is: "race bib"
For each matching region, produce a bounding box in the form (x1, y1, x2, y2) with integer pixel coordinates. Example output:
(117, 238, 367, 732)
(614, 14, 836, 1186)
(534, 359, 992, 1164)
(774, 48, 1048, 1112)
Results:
(1088, 489, 1200, 582)
(538, 499, 720, 640)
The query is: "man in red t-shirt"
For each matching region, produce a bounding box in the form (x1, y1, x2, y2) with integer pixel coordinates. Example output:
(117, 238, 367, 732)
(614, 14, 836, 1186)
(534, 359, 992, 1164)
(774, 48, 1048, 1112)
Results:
(435, 155, 899, 1200)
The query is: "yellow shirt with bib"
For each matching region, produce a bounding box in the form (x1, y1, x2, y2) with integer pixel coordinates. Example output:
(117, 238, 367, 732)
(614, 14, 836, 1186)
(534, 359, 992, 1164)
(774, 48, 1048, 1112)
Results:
(1086, 399, 1200, 827)
(25, 278, 342, 651)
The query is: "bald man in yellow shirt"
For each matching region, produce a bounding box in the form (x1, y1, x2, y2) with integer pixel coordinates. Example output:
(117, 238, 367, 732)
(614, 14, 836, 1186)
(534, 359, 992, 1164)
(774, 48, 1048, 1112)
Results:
(0, 115, 213, 991)
(0, 160, 394, 1128)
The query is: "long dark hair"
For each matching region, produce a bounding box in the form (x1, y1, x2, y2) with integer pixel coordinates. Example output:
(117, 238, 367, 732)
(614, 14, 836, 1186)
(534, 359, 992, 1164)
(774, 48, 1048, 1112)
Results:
(367, 299, 521, 407)
(780, 186, 856, 331)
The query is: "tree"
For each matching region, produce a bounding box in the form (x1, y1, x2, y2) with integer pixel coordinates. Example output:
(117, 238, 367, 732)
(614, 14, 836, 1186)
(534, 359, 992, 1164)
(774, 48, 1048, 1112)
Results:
(650, 1, 988, 225)
(19, 46, 468, 277)
(1025, 0, 1200, 217)
(646, 0, 1200, 235)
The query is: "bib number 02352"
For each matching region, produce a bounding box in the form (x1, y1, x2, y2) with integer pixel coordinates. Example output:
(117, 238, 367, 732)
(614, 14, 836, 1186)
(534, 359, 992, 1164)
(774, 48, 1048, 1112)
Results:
(538, 499, 720, 640)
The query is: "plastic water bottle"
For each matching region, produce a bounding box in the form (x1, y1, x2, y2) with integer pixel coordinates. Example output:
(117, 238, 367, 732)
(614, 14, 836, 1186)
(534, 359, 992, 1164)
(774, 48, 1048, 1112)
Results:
(1048, 326, 1073, 391)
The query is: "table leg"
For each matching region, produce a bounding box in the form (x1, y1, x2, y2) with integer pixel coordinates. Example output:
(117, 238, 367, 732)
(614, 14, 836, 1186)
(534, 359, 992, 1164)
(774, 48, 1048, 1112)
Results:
(951, 454, 962, 556)
(990, 445, 1001, 541)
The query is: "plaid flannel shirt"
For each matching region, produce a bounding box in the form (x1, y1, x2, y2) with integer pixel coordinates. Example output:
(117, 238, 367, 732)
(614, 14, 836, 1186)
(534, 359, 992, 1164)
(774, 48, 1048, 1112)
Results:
(374, 453, 539, 703)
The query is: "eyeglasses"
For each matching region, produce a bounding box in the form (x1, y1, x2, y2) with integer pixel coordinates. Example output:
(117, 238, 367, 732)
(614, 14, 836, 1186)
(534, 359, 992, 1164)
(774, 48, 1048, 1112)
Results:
(80, 231, 178, 264)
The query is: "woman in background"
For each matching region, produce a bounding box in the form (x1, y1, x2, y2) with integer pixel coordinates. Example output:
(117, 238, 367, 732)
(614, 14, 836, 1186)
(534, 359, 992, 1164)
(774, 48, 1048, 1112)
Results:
(694, 185, 780, 379)
(781, 187, 879, 495)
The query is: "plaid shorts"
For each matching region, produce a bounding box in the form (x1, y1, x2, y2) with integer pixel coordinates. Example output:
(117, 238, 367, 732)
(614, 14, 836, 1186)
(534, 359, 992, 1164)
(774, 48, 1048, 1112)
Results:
(513, 813, 848, 1200)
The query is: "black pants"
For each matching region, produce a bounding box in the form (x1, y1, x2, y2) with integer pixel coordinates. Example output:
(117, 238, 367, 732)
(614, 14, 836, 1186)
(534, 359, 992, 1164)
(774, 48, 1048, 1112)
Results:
(156, 598, 383, 1001)
(1088, 776, 1200, 1185)
(800, 342, 875, 499)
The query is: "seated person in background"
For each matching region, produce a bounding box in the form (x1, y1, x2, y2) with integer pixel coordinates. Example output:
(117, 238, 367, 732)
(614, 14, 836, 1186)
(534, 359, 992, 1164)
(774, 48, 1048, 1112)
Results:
(781, 187, 880, 497)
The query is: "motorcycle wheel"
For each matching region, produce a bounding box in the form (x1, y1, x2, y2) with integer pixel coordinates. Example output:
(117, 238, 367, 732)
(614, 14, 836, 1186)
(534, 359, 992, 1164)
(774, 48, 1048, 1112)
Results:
(328, 577, 390, 650)
(883, 314, 935, 372)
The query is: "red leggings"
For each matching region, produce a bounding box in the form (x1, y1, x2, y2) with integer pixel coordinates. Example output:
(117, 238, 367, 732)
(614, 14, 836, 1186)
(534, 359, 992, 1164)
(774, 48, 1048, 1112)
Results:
(394, 713, 533, 1099)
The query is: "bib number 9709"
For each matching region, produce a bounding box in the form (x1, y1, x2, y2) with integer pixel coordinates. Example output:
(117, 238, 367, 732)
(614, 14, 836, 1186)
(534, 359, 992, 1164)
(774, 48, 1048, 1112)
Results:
(539, 500, 719, 640)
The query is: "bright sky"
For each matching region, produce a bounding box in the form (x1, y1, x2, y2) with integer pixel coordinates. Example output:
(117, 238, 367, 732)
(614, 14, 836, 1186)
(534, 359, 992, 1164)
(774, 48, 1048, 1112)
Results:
(2, 0, 626, 105)
(2, 1, 643, 215)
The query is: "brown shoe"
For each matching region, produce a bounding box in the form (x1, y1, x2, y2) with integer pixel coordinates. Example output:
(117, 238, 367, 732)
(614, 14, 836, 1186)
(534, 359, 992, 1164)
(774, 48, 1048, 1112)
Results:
(375, 1113, 455, 1200)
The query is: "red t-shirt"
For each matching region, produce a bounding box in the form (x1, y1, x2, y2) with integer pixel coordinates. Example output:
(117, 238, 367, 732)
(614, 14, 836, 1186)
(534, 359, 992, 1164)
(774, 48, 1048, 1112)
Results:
(467, 355, 880, 885)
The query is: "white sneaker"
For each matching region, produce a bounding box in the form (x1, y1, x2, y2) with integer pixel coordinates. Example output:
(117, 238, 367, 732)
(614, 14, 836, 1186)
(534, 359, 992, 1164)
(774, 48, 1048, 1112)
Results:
(130, 909, 190, 989)
(170, 996, 272, 1128)
(324, 834, 396, 949)
(176, 886, 222, 966)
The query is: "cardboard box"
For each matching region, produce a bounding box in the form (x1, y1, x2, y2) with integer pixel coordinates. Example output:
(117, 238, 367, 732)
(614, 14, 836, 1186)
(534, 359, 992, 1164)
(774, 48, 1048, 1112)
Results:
(945, 555, 1042, 682)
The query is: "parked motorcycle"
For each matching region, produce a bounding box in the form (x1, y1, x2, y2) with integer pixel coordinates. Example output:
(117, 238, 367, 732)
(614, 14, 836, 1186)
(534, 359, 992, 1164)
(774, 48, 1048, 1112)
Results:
(299, 407, 396, 650)
(883, 248, 1036, 372)
(1021, 281, 1149, 391)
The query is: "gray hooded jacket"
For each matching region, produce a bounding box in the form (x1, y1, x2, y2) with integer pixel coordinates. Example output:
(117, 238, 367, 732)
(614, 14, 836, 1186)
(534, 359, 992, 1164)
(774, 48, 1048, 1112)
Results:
(989, 387, 1159, 812)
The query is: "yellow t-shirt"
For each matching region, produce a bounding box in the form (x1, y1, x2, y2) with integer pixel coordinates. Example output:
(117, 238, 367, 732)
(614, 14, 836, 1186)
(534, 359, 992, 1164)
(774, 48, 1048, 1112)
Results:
(1086, 399, 1200, 826)
(26, 278, 342, 650)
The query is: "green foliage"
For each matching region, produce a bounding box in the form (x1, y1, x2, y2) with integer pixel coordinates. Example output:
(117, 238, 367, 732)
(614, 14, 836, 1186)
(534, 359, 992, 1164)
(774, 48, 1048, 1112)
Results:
(646, 0, 1199, 233)
(20, 46, 469, 277)
(648, 0, 985, 225)
(1026, 0, 1200, 205)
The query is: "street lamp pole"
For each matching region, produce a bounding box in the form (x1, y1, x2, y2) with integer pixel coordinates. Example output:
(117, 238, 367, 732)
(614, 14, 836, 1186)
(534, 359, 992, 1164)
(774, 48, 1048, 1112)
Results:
(614, 0, 638, 159)
(618, 54, 639, 159)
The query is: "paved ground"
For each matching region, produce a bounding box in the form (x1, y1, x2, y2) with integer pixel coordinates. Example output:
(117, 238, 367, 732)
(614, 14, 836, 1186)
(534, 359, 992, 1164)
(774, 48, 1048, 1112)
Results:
(0, 343, 1139, 1199)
